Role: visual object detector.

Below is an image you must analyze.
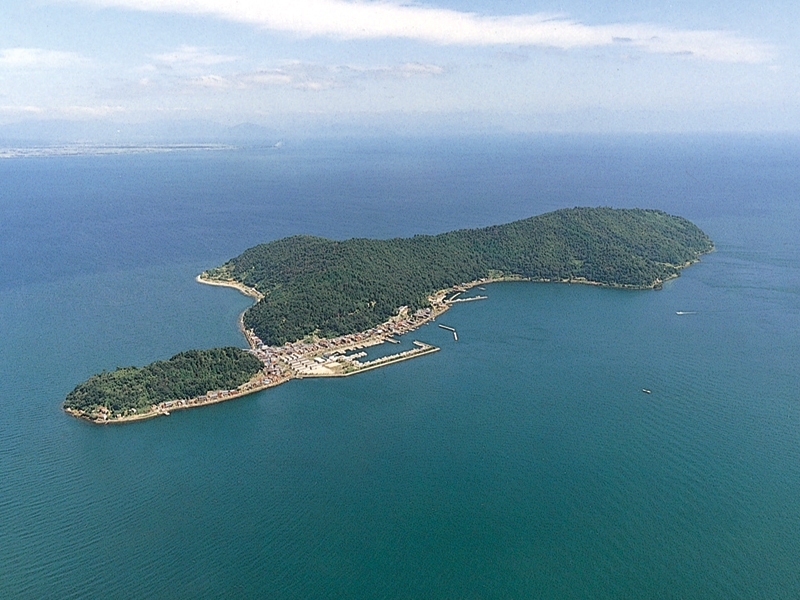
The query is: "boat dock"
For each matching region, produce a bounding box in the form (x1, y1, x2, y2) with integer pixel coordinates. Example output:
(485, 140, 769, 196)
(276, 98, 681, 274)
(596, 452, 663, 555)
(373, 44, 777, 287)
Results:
(438, 324, 458, 341)
(446, 295, 487, 304)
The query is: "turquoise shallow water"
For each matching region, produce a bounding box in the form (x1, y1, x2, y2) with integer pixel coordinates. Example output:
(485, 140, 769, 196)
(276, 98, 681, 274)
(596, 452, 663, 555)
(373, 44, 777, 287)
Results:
(1, 136, 799, 598)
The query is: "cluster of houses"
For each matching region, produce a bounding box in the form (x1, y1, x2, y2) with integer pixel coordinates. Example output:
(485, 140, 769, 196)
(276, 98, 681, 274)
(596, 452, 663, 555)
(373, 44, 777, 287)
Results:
(156, 389, 240, 411)
(244, 304, 438, 377)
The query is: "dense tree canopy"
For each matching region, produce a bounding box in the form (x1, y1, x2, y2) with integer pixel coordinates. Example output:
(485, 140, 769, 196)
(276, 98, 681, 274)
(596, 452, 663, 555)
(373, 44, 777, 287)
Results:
(64, 347, 262, 415)
(207, 208, 713, 345)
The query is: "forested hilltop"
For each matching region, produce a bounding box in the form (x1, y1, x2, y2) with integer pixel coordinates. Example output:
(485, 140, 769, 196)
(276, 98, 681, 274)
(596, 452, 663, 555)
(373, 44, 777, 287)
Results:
(205, 207, 713, 345)
(64, 347, 262, 417)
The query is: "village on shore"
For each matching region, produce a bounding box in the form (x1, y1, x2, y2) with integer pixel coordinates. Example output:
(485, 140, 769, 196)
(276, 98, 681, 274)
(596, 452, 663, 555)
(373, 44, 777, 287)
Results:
(82, 276, 500, 423)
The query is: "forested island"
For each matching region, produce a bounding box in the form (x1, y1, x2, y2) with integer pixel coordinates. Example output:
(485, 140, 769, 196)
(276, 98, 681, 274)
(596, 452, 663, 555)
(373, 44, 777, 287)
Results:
(65, 207, 713, 423)
(206, 207, 713, 345)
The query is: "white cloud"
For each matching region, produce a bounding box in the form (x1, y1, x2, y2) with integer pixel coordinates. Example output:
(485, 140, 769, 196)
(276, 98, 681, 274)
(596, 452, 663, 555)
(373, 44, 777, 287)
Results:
(0, 104, 45, 114)
(0, 103, 124, 117)
(61, 104, 127, 116)
(374, 63, 445, 78)
(151, 45, 239, 66)
(189, 74, 235, 88)
(170, 61, 446, 92)
(62, 0, 773, 63)
(0, 48, 87, 68)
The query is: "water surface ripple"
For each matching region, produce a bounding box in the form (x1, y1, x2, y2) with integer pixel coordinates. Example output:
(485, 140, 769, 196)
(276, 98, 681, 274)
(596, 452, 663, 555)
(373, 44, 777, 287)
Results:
(1, 137, 799, 598)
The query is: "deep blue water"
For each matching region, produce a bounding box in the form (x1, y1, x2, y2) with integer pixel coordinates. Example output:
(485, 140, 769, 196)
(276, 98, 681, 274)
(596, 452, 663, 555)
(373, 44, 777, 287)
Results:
(1, 135, 799, 598)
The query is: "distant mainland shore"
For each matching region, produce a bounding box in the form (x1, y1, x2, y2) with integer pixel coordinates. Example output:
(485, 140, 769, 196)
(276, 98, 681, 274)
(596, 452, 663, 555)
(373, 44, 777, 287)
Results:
(64, 207, 713, 423)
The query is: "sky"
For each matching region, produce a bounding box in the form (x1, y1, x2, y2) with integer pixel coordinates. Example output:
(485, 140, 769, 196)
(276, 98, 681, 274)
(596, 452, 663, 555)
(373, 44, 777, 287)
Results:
(1, 0, 798, 137)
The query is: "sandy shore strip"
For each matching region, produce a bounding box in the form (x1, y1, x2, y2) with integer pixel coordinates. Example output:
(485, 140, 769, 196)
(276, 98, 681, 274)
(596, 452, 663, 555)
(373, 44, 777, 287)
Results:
(195, 274, 264, 301)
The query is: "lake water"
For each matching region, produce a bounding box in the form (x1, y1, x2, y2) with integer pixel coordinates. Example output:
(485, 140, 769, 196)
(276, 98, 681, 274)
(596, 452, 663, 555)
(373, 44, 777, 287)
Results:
(1, 135, 799, 598)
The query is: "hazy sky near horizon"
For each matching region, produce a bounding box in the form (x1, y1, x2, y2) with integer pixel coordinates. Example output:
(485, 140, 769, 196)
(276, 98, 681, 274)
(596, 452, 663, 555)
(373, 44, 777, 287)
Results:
(1, 0, 798, 133)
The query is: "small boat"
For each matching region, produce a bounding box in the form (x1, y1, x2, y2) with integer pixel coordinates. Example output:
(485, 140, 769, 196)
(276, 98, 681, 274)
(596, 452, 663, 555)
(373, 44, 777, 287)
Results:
(642, 389, 651, 394)
(676, 311, 697, 315)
